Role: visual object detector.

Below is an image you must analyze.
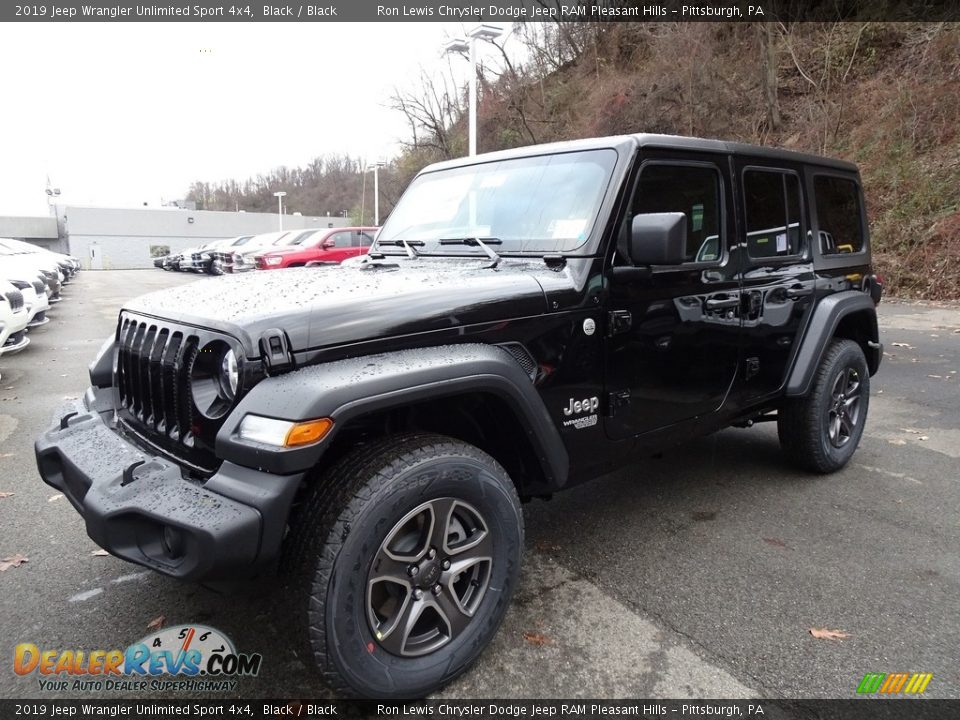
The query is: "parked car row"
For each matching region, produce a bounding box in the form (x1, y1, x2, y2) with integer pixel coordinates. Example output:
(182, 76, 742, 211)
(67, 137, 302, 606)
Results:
(154, 227, 378, 274)
(0, 237, 81, 379)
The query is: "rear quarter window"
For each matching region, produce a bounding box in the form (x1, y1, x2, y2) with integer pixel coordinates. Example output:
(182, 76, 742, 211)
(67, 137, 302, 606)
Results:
(814, 175, 865, 255)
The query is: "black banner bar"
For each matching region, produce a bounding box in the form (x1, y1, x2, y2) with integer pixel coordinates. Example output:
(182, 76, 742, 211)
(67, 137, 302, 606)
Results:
(1, 699, 957, 720)
(3, 0, 960, 23)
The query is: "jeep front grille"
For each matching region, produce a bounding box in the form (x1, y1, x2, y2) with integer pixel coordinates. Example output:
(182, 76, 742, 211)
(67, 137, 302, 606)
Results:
(114, 314, 247, 473)
(116, 316, 199, 447)
(5, 290, 24, 313)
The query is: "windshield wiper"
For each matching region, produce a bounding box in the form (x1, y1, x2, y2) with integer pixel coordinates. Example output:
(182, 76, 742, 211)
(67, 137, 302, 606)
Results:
(438, 237, 502, 268)
(375, 238, 423, 259)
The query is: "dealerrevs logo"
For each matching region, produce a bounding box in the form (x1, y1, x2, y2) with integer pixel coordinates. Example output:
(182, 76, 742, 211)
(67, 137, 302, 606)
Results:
(14, 624, 262, 693)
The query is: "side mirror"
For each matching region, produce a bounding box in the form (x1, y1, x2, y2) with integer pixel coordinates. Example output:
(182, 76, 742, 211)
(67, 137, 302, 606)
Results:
(629, 212, 687, 266)
(321, 239, 334, 249)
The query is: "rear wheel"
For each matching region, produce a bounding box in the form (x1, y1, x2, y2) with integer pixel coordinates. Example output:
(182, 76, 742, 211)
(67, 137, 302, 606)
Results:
(284, 433, 523, 698)
(778, 338, 870, 473)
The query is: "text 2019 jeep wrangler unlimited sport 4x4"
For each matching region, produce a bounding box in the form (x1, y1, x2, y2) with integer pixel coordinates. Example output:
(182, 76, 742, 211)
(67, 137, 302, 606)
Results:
(36, 134, 882, 698)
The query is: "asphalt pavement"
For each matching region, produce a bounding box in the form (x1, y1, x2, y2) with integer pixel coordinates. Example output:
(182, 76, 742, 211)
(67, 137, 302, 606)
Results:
(0, 270, 957, 700)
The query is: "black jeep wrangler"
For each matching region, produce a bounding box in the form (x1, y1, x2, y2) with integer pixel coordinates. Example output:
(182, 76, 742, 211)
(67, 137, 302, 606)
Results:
(36, 134, 882, 698)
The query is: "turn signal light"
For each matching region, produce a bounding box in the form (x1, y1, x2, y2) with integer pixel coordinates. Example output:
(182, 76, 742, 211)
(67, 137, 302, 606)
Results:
(284, 418, 334, 447)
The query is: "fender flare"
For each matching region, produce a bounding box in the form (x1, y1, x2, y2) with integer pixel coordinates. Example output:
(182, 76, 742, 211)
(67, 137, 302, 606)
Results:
(785, 290, 879, 397)
(217, 344, 569, 486)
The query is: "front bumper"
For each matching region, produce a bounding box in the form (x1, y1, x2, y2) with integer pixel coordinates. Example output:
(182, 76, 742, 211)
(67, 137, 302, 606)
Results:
(35, 389, 303, 581)
(1, 329, 30, 355)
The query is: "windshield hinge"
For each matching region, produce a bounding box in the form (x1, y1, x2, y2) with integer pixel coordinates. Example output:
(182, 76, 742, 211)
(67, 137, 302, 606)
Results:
(259, 329, 294, 374)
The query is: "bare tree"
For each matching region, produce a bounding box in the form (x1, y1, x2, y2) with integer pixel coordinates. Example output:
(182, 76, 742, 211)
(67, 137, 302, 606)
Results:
(389, 67, 466, 159)
(778, 22, 869, 153)
(759, 22, 781, 135)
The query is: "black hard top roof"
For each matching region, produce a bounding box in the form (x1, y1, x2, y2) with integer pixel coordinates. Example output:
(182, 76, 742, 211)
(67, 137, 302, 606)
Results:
(423, 133, 859, 174)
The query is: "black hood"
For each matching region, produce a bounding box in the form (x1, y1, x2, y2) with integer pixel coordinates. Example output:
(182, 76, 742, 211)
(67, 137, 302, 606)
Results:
(123, 260, 559, 358)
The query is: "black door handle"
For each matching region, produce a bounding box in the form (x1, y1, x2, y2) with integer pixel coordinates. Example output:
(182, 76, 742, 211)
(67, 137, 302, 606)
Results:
(706, 297, 740, 310)
(786, 286, 811, 298)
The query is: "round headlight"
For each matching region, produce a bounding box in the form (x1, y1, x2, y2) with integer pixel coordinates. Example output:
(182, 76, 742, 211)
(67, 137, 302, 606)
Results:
(220, 349, 239, 400)
(191, 341, 240, 420)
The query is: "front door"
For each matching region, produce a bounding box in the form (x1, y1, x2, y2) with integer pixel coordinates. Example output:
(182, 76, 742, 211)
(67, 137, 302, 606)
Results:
(605, 153, 741, 440)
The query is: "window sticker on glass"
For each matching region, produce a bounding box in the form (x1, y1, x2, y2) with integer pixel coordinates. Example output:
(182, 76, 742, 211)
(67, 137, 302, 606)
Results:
(691, 203, 704, 232)
(776, 233, 787, 253)
(550, 218, 588, 239)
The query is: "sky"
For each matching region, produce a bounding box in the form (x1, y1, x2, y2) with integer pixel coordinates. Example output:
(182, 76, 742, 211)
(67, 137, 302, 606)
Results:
(0, 22, 514, 216)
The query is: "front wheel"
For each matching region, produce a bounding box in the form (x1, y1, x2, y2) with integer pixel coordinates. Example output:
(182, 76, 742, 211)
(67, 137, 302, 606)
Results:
(778, 338, 870, 473)
(284, 433, 524, 698)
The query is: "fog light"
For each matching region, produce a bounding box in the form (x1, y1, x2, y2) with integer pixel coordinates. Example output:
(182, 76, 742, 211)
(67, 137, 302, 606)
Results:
(161, 525, 186, 560)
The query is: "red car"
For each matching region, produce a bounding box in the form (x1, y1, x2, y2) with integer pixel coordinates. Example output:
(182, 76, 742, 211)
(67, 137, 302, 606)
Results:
(255, 227, 378, 269)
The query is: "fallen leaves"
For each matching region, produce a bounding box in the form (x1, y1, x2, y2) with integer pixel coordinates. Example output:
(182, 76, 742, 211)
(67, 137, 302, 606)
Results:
(147, 615, 166, 631)
(762, 537, 791, 550)
(534, 540, 561, 553)
(91, 549, 110, 557)
(809, 627, 850, 641)
(522, 631, 554, 647)
(0, 491, 13, 499)
(891, 342, 914, 349)
(0, 453, 13, 459)
(0, 554, 29, 572)
(48, 494, 64, 503)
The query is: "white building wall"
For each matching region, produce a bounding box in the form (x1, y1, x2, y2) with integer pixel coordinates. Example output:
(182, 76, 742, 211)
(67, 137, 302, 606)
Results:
(57, 206, 349, 269)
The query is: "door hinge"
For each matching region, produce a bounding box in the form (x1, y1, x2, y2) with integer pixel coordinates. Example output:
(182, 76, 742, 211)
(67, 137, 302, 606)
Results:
(745, 356, 760, 380)
(607, 390, 631, 417)
(607, 310, 632, 337)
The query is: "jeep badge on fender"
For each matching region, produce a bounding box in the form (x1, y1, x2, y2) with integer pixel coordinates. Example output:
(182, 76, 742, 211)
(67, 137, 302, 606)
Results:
(564, 396, 600, 416)
(36, 133, 881, 698)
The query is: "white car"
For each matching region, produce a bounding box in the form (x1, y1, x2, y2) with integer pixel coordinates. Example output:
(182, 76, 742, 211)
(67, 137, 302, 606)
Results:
(0, 243, 65, 300)
(189, 235, 254, 274)
(214, 230, 304, 273)
(0, 280, 31, 356)
(4, 274, 50, 328)
(0, 237, 79, 282)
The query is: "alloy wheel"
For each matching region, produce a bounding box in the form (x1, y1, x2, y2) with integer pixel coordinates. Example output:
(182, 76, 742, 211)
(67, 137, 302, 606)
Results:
(366, 498, 493, 657)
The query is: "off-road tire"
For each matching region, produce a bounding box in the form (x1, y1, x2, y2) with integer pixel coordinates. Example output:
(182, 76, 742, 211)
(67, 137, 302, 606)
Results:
(283, 433, 524, 698)
(778, 338, 870, 473)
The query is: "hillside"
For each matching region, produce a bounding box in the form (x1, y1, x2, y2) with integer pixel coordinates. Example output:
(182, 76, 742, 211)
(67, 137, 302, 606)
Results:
(187, 21, 960, 298)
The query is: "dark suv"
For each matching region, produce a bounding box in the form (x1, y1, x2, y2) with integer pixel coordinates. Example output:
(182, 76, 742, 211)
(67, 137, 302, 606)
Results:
(36, 134, 881, 698)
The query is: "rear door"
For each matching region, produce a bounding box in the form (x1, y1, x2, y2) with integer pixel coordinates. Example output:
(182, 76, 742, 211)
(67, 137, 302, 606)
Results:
(734, 158, 815, 404)
(605, 150, 741, 440)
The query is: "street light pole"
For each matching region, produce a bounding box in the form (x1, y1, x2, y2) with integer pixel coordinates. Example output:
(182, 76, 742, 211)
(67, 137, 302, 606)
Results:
(443, 24, 502, 157)
(468, 37, 477, 157)
(372, 161, 385, 225)
(273, 191, 286, 231)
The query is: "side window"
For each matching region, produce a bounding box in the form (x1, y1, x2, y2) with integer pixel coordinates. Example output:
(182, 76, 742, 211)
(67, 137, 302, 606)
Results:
(330, 232, 353, 249)
(358, 233, 375, 247)
(743, 169, 803, 258)
(814, 176, 865, 254)
(632, 164, 722, 263)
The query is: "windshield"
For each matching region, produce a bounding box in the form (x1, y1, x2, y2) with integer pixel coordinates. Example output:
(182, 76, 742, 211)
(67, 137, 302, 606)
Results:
(377, 149, 618, 254)
(290, 230, 321, 245)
